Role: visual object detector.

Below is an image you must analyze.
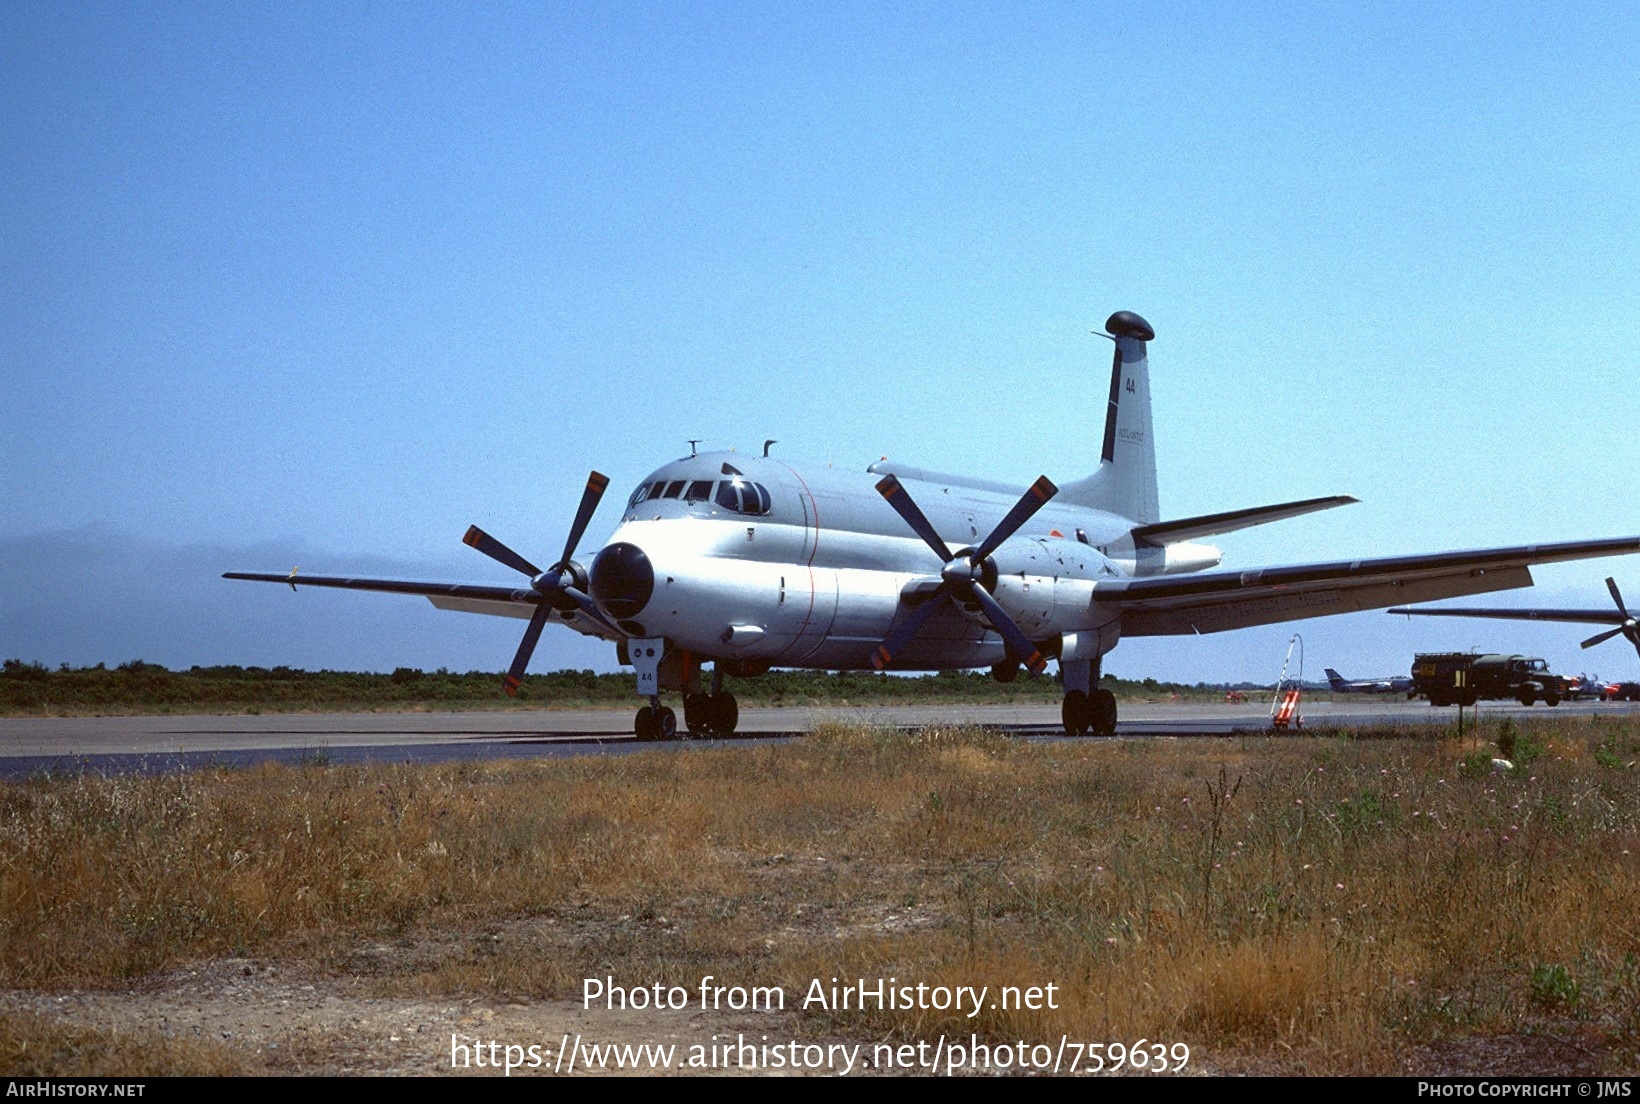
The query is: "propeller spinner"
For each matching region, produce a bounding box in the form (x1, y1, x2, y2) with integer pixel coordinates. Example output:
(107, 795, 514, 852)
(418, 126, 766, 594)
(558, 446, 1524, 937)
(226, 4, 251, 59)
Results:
(870, 474, 1058, 675)
(463, 471, 615, 696)
(1580, 576, 1640, 660)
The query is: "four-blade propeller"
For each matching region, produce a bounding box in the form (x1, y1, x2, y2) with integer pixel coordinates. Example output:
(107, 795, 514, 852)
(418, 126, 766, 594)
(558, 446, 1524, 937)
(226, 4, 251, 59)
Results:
(1580, 576, 1640, 659)
(871, 474, 1058, 675)
(464, 471, 615, 696)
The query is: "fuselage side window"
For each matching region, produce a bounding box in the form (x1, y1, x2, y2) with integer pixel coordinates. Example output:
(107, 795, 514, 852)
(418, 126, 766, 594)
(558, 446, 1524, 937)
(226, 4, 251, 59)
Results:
(662, 480, 686, 499)
(684, 480, 713, 503)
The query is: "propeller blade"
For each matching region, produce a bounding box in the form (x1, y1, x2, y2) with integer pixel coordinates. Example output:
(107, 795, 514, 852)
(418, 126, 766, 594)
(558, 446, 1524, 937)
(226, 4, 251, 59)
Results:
(965, 584, 1048, 675)
(1581, 626, 1627, 649)
(871, 582, 953, 671)
(971, 475, 1058, 563)
(875, 475, 955, 563)
(463, 526, 542, 578)
(1608, 577, 1632, 618)
(557, 471, 610, 569)
(503, 602, 553, 697)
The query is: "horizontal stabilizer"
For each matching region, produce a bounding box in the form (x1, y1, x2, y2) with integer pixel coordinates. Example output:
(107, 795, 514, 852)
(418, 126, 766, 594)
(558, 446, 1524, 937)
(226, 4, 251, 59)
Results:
(1131, 495, 1358, 545)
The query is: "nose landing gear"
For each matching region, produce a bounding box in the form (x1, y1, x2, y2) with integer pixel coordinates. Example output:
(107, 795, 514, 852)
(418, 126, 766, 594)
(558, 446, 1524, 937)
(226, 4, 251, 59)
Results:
(635, 700, 677, 741)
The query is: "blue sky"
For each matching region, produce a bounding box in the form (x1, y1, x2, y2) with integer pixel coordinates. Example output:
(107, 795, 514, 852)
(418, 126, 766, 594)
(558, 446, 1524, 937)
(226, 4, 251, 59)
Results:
(4, 3, 1638, 684)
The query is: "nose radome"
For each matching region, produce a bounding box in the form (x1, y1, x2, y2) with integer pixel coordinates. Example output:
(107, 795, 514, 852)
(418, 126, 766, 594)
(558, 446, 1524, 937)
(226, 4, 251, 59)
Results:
(590, 542, 654, 619)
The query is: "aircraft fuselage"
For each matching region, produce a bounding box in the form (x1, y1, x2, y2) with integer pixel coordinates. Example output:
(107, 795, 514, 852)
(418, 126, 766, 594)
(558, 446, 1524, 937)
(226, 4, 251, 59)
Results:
(592, 451, 1152, 671)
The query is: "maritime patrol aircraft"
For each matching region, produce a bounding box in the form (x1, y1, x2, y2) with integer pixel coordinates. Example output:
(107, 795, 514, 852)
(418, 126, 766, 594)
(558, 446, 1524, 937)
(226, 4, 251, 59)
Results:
(1323, 668, 1414, 695)
(226, 311, 1640, 740)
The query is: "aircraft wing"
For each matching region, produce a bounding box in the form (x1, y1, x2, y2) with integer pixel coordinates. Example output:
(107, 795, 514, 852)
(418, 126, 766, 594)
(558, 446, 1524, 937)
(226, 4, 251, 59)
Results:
(1091, 536, 1640, 636)
(221, 572, 621, 640)
(1385, 606, 1624, 626)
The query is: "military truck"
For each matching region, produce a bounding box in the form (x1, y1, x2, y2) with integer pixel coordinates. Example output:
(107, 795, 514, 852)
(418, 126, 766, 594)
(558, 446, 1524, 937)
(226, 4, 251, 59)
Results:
(1410, 652, 1568, 707)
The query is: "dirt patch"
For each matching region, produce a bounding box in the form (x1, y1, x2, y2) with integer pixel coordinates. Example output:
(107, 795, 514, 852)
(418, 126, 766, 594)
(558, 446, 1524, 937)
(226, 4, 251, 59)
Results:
(4, 956, 806, 1076)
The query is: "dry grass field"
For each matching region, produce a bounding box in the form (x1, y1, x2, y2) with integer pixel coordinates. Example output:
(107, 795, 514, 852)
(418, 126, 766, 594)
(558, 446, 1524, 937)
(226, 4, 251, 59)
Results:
(3, 715, 1638, 1075)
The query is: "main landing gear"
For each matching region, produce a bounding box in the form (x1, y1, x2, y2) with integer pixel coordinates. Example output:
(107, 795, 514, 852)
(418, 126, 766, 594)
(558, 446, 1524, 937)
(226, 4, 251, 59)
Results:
(1060, 656, 1117, 737)
(682, 691, 739, 736)
(1062, 688, 1117, 738)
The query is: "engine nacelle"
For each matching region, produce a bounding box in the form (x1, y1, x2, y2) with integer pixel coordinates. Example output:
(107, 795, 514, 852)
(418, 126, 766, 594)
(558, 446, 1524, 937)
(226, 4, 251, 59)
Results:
(978, 537, 1121, 640)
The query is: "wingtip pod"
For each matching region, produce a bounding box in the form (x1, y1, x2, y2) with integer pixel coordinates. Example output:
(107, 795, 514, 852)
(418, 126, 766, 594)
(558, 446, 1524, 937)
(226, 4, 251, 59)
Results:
(1105, 311, 1155, 342)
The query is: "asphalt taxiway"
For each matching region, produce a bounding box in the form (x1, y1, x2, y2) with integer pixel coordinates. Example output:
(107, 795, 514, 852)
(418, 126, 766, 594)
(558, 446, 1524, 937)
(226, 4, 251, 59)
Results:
(2, 698, 1632, 777)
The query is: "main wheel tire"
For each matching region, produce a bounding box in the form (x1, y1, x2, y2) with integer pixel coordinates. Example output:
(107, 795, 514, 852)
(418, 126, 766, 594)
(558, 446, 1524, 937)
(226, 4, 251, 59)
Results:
(709, 692, 739, 736)
(657, 706, 678, 741)
(1062, 689, 1089, 737)
(1090, 689, 1118, 737)
(683, 692, 712, 735)
(635, 706, 658, 741)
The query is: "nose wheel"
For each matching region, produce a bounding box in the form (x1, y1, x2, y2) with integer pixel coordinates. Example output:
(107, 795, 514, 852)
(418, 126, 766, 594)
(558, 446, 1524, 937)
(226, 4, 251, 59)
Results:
(635, 703, 677, 741)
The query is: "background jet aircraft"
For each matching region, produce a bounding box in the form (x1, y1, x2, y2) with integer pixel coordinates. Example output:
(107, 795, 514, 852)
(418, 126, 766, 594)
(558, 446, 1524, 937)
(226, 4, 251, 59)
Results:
(227, 311, 1640, 740)
(1390, 577, 1640, 672)
(1324, 668, 1413, 694)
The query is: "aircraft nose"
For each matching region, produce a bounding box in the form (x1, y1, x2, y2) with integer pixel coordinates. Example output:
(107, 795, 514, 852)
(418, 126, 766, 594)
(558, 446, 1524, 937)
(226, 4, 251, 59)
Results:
(590, 541, 654, 620)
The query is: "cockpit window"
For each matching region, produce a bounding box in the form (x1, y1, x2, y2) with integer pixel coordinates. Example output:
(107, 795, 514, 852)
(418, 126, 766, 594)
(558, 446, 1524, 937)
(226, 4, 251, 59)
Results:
(662, 480, 685, 499)
(627, 483, 650, 508)
(684, 480, 713, 503)
(714, 478, 772, 516)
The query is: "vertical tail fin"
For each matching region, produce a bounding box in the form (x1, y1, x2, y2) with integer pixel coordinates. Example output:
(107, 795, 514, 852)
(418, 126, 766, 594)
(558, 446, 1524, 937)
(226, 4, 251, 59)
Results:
(1058, 310, 1159, 524)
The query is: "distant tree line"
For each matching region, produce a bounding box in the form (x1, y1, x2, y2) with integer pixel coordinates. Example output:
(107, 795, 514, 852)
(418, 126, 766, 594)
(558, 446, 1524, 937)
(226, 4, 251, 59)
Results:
(0, 658, 1257, 715)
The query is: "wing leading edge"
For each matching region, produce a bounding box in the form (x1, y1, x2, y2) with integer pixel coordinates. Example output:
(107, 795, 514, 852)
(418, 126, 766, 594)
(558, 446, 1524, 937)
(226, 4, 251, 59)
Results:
(1386, 606, 1625, 626)
(220, 572, 620, 639)
(1091, 536, 1640, 636)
